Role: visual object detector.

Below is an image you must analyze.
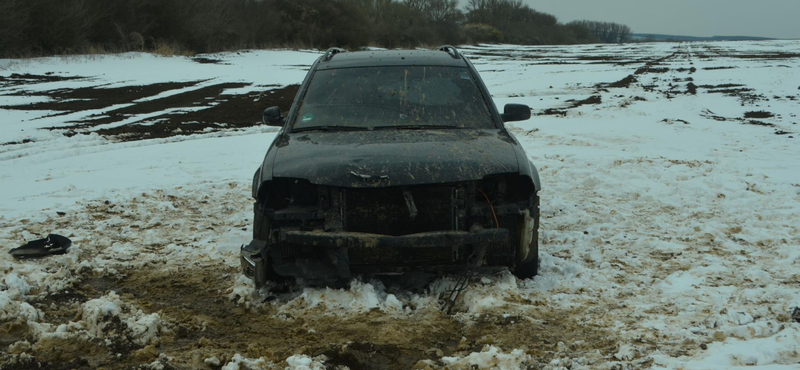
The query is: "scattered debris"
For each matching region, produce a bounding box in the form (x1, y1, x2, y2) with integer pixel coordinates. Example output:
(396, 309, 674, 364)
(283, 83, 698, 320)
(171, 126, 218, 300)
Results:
(8, 234, 72, 258)
(687, 83, 697, 95)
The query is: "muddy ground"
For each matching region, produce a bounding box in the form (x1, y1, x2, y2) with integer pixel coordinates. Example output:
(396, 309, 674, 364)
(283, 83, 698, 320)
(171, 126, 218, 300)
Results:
(0, 190, 621, 370)
(1, 73, 298, 143)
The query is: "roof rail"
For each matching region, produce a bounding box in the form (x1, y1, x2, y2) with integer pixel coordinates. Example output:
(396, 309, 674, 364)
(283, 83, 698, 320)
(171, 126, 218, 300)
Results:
(323, 47, 346, 62)
(438, 45, 460, 59)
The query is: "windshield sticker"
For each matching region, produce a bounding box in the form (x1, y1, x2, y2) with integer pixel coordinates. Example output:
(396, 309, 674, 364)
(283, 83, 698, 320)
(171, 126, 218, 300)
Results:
(459, 71, 471, 80)
(301, 113, 314, 122)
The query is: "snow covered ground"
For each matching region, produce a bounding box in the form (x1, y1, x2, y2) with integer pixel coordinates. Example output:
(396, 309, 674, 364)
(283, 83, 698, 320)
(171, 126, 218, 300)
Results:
(1, 41, 799, 369)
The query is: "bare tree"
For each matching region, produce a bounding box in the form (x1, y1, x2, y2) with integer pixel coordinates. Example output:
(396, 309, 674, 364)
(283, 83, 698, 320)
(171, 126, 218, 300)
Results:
(404, 0, 461, 23)
(567, 20, 632, 43)
(0, 0, 28, 55)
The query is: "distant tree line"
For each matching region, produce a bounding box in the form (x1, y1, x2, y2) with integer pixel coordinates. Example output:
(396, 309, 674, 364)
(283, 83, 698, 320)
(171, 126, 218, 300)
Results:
(0, 0, 633, 57)
(566, 20, 633, 44)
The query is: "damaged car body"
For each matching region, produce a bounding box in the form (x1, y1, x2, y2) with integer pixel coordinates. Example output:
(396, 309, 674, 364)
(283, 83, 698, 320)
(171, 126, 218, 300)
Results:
(241, 46, 541, 286)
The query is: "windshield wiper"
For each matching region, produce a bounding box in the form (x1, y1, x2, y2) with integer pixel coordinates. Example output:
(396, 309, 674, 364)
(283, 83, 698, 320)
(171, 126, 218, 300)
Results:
(291, 125, 369, 133)
(372, 124, 459, 130)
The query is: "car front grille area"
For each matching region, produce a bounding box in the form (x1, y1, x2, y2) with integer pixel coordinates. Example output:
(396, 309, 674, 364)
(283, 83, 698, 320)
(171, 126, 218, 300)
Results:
(344, 186, 456, 236)
(349, 246, 453, 265)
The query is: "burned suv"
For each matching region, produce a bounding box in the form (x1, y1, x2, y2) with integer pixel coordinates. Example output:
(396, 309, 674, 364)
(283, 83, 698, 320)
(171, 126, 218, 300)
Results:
(241, 46, 541, 286)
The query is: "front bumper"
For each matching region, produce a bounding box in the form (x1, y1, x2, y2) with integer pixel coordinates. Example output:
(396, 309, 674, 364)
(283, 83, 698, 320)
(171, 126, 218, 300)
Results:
(279, 228, 508, 249)
(240, 228, 510, 285)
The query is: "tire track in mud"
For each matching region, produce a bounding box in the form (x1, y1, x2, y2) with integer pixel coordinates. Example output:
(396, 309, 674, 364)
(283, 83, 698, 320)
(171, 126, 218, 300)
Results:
(538, 46, 685, 117)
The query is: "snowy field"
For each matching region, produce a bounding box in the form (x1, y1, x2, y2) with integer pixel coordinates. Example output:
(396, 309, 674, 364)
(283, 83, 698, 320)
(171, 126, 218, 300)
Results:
(1, 41, 799, 369)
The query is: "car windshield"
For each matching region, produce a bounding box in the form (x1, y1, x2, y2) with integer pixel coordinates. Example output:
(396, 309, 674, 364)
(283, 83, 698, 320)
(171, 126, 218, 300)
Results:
(292, 66, 495, 131)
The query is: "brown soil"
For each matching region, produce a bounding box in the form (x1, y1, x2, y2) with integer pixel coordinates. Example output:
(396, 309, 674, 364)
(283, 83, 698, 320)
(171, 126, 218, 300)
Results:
(699, 84, 744, 89)
(192, 58, 228, 65)
(2, 260, 617, 370)
(725, 53, 800, 59)
(94, 84, 299, 141)
(634, 66, 669, 75)
(1, 72, 300, 142)
(567, 95, 602, 108)
(707, 88, 753, 94)
(600, 74, 637, 88)
(0, 139, 34, 146)
(17, 81, 300, 142)
(66, 82, 251, 127)
(538, 108, 567, 117)
(0, 73, 86, 88)
(0, 180, 621, 368)
(744, 120, 775, 127)
(574, 55, 622, 61)
(152, 267, 610, 369)
(2, 81, 201, 112)
(744, 111, 775, 119)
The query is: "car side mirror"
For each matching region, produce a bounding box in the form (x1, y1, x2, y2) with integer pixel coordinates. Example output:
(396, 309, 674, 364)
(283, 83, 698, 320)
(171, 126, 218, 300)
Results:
(262, 106, 284, 126)
(501, 103, 531, 122)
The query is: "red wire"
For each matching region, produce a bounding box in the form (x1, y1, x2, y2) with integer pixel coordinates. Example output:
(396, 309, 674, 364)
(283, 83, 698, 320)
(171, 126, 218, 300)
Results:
(476, 188, 499, 228)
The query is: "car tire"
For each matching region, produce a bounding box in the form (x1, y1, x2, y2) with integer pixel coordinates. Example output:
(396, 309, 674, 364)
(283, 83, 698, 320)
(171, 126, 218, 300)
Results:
(253, 203, 285, 283)
(512, 248, 539, 280)
(512, 197, 539, 280)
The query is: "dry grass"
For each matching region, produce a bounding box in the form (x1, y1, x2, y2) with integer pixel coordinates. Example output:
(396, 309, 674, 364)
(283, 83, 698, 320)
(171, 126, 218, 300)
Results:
(152, 41, 195, 57)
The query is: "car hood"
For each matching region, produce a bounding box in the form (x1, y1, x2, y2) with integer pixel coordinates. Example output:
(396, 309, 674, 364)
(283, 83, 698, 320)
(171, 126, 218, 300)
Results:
(270, 129, 520, 188)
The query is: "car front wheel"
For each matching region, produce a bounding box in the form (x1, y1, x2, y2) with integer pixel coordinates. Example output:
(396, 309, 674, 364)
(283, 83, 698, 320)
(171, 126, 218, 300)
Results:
(511, 197, 539, 280)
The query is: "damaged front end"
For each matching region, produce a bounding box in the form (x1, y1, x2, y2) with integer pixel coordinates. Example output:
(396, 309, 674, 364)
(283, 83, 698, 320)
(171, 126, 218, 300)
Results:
(241, 175, 539, 286)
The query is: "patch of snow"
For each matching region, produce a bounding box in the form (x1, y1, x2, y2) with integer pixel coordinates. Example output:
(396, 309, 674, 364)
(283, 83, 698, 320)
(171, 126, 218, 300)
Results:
(221, 354, 269, 370)
(441, 345, 532, 369)
(284, 354, 328, 370)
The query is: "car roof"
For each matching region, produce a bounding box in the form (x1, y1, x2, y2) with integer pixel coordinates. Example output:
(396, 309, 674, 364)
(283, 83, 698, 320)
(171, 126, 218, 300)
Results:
(316, 49, 468, 70)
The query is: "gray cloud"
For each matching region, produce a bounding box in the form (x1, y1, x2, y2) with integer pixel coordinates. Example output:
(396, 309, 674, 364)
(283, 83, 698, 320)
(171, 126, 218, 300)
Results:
(471, 0, 800, 38)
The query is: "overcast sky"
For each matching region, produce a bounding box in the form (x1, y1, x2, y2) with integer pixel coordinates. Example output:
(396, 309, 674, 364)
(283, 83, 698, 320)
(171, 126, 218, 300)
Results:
(508, 0, 800, 39)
